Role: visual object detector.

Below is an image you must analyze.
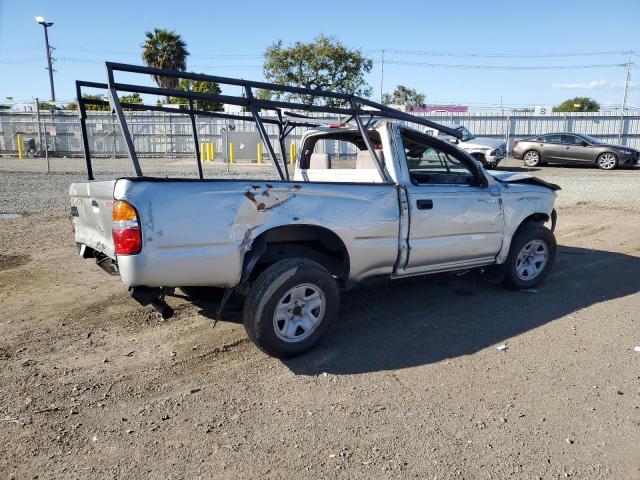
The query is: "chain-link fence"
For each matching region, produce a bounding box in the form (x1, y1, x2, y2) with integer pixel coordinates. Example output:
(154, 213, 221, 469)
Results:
(2, 109, 639, 163)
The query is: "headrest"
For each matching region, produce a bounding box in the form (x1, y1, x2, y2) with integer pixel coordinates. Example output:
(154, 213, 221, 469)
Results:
(309, 153, 330, 169)
(356, 149, 384, 169)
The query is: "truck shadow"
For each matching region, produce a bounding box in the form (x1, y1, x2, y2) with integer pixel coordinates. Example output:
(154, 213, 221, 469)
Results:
(282, 245, 640, 375)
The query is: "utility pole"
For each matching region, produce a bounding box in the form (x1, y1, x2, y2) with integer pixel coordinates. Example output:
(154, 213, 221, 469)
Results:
(35, 17, 56, 103)
(619, 50, 633, 143)
(621, 50, 632, 113)
(380, 49, 384, 103)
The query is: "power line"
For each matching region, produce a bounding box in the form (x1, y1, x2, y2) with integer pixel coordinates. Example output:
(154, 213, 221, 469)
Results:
(383, 59, 625, 70)
(371, 48, 632, 58)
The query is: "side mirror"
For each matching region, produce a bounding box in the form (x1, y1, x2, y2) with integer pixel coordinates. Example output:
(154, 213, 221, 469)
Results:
(580, 141, 588, 147)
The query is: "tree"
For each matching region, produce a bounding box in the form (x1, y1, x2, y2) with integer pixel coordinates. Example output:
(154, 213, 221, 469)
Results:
(261, 35, 373, 106)
(169, 78, 223, 111)
(553, 96, 600, 112)
(142, 28, 189, 100)
(382, 85, 426, 109)
(0, 105, 11, 110)
(120, 93, 144, 106)
(66, 93, 143, 111)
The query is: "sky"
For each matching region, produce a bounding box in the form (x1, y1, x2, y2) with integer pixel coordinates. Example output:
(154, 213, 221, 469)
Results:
(0, 0, 638, 111)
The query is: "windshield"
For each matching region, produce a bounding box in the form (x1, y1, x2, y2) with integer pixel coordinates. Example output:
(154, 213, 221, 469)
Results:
(457, 126, 475, 142)
(580, 134, 600, 144)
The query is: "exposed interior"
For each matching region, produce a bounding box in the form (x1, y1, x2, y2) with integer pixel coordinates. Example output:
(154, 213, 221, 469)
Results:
(293, 129, 386, 183)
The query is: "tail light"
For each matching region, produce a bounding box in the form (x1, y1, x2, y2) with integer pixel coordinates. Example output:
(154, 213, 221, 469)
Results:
(112, 200, 142, 255)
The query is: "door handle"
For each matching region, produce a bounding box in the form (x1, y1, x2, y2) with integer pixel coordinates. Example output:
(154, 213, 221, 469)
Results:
(416, 199, 433, 210)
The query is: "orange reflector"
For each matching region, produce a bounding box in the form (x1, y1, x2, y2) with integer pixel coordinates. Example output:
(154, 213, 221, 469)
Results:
(113, 200, 138, 221)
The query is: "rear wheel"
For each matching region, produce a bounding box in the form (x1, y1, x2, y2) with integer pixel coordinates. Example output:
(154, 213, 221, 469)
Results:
(503, 224, 556, 290)
(596, 152, 617, 170)
(242, 258, 339, 358)
(523, 150, 541, 167)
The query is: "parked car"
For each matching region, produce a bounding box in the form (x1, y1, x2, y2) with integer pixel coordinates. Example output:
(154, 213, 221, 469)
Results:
(512, 133, 639, 170)
(423, 124, 507, 168)
(70, 64, 560, 358)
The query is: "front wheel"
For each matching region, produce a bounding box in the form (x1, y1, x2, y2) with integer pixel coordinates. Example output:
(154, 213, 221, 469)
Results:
(503, 224, 556, 290)
(596, 152, 617, 170)
(242, 258, 339, 358)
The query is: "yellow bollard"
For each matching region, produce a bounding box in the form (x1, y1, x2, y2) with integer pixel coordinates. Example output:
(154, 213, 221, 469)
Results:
(200, 143, 206, 162)
(229, 143, 235, 164)
(289, 142, 296, 165)
(17, 133, 24, 159)
(207, 142, 214, 162)
(256, 143, 263, 164)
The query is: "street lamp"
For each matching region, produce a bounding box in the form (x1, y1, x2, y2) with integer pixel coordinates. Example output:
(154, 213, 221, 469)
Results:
(35, 16, 56, 103)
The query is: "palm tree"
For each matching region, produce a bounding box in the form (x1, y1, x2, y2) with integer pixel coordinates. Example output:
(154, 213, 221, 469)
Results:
(141, 28, 189, 101)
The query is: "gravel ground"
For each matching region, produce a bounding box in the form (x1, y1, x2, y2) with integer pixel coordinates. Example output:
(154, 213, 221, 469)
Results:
(1, 160, 639, 479)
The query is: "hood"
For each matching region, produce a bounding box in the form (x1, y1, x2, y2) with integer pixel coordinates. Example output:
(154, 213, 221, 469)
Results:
(486, 170, 561, 191)
(463, 136, 504, 148)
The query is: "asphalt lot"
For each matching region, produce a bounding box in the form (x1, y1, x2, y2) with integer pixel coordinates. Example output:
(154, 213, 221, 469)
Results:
(0, 158, 639, 479)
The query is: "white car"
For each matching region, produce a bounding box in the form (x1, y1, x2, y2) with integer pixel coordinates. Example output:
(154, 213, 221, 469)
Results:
(423, 124, 507, 168)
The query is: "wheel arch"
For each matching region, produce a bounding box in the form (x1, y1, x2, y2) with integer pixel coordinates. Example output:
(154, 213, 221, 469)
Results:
(496, 210, 556, 264)
(240, 224, 351, 284)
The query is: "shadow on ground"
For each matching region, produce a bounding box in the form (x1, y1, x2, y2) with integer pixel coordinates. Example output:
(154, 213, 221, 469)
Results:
(182, 246, 640, 375)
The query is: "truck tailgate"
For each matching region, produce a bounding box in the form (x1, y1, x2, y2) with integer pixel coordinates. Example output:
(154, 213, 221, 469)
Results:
(69, 180, 117, 258)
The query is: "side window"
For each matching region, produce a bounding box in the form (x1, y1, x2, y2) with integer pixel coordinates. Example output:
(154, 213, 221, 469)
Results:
(544, 134, 562, 144)
(400, 130, 475, 185)
(562, 135, 581, 145)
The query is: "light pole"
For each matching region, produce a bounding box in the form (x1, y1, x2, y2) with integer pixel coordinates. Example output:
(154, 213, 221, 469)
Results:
(35, 16, 56, 103)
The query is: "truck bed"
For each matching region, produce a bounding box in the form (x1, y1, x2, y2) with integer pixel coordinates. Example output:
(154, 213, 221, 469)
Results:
(70, 178, 401, 288)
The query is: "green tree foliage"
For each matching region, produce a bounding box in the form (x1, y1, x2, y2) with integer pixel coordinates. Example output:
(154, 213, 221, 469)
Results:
(120, 93, 144, 105)
(37, 101, 61, 111)
(553, 96, 600, 112)
(169, 78, 223, 111)
(66, 93, 143, 111)
(261, 35, 373, 106)
(382, 85, 426, 109)
(0, 104, 11, 110)
(142, 28, 189, 98)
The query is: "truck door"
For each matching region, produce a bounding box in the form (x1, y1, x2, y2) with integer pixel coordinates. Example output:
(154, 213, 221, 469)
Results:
(396, 128, 504, 272)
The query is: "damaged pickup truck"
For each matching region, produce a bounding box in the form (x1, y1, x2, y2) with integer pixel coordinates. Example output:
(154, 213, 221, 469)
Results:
(70, 63, 560, 357)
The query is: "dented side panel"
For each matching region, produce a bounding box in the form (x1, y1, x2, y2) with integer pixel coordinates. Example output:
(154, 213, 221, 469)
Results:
(113, 179, 400, 287)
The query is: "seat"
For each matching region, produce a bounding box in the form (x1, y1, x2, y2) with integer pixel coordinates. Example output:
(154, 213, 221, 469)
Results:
(309, 153, 330, 169)
(356, 149, 384, 169)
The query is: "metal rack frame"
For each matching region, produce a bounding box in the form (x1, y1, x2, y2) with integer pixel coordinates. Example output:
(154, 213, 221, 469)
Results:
(76, 62, 462, 181)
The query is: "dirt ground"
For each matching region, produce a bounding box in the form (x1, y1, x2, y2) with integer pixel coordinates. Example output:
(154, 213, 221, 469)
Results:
(1, 167, 639, 479)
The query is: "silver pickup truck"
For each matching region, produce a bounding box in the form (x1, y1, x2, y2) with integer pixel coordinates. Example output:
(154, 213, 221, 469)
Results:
(70, 64, 559, 357)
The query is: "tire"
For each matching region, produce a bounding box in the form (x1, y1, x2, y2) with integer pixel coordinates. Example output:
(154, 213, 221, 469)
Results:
(473, 153, 488, 167)
(242, 258, 339, 358)
(523, 150, 541, 167)
(596, 152, 618, 170)
(502, 223, 556, 290)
